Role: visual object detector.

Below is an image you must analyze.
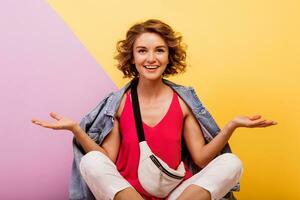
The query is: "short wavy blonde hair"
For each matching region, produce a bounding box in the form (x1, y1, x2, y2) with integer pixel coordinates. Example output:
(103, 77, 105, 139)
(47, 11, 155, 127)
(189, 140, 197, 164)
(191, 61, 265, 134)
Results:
(114, 19, 187, 78)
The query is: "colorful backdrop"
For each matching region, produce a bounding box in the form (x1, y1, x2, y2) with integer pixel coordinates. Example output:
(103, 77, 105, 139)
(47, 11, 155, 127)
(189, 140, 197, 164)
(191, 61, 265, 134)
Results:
(1, 0, 299, 199)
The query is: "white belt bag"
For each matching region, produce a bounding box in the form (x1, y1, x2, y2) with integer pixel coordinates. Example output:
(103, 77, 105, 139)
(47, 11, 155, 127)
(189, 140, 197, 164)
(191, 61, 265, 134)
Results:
(131, 79, 186, 198)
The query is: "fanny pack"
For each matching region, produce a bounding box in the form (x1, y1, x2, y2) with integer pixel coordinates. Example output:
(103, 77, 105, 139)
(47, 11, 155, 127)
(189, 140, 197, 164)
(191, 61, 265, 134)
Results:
(131, 79, 186, 198)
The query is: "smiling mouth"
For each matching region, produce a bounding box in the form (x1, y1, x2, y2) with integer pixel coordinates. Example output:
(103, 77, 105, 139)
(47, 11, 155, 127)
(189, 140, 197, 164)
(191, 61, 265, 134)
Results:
(144, 65, 159, 69)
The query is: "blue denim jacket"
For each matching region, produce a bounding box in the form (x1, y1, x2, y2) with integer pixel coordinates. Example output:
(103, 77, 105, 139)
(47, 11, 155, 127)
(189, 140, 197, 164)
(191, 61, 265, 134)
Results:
(69, 79, 239, 200)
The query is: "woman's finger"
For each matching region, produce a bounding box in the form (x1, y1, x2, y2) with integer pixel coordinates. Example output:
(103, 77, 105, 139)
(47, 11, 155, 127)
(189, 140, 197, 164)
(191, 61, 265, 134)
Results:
(256, 121, 277, 127)
(50, 112, 62, 121)
(32, 119, 42, 125)
(249, 114, 261, 120)
(247, 119, 268, 127)
(257, 119, 267, 124)
(32, 119, 56, 129)
(250, 119, 266, 126)
(257, 124, 272, 128)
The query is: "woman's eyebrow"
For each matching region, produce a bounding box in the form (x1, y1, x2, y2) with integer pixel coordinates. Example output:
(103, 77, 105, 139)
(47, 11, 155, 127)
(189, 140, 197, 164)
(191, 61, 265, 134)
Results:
(135, 45, 167, 49)
(156, 45, 167, 49)
(135, 46, 147, 49)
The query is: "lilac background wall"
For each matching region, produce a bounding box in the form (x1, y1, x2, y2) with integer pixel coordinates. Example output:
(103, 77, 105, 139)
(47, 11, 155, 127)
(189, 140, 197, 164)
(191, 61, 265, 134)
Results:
(0, 0, 116, 199)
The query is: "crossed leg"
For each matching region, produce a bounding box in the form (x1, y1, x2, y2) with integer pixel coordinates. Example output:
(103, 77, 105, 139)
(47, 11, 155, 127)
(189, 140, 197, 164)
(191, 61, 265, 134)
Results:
(80, 151, 242, 200)
(168, 153, 243, 200)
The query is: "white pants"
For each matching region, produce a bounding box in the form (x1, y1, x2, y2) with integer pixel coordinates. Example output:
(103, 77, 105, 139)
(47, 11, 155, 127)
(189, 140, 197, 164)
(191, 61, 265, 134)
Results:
(79, 151, 243, 200)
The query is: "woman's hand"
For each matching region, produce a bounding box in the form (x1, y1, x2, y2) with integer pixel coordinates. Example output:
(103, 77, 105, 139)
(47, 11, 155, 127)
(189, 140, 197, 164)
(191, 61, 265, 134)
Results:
(31, 112, 78, 132)
(229, 114, 277, 130)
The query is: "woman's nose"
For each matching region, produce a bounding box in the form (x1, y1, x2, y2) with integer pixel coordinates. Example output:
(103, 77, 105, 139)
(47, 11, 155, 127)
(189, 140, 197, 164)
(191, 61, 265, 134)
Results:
(146, 52, 156, 63)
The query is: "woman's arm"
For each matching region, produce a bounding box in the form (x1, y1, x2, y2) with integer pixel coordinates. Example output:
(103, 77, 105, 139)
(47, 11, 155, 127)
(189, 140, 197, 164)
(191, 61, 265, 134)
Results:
(183, 113, 235, 168)
(179, 100, 277, 168)
(71, 119, 121, 162)
(32, 112, 121, 163)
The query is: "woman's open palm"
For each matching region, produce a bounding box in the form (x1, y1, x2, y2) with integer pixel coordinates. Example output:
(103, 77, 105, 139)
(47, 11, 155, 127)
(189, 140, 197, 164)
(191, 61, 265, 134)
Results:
(32, 112, 77, 131)
(231, 114, 277, 128)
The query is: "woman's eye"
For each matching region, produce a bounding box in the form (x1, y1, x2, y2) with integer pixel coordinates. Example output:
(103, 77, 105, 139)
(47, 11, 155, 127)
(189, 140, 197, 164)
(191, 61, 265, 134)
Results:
(156, 49, 165, 53)
(138, 49, 146, 53)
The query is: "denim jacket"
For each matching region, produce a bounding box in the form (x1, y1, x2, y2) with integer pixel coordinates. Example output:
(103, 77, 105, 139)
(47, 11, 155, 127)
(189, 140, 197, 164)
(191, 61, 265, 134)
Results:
(69, 79, 240, 200)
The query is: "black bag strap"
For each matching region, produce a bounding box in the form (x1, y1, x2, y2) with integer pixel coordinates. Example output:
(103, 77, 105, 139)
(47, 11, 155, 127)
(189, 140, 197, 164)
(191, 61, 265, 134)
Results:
(130, 79, 145, 142)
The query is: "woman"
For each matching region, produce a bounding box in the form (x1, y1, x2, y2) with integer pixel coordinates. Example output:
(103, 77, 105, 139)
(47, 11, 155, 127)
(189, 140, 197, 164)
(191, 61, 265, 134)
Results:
(32, 19, 277, 200)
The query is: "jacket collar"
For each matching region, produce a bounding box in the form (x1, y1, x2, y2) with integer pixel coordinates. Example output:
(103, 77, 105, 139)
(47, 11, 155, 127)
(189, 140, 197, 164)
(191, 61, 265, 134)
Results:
(104, 78, 191, 117)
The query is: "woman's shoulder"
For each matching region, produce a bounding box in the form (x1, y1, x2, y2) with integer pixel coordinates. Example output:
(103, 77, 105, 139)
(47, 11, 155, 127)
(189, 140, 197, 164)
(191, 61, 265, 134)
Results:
(163, 78, 194, 91)
(177, 92, 191, 118)
(115, 90, 130, 120)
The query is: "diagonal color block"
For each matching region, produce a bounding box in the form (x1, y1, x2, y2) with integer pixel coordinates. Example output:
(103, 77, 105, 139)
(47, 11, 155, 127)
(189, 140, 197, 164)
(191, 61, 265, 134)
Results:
(0, 0, 116, 199)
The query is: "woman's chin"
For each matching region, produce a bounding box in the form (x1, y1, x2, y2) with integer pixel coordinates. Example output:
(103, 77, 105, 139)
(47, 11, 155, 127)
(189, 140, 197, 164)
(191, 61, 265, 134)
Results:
(139, 73, 163, 81)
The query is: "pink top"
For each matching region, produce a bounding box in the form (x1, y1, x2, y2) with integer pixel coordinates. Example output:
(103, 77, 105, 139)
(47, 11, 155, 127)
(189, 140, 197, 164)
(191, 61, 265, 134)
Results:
(116, 90, 193, 200)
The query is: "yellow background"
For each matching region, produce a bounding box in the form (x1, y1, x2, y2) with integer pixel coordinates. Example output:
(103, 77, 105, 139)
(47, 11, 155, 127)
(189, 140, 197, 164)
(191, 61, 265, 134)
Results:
(48, 1, 300, 199)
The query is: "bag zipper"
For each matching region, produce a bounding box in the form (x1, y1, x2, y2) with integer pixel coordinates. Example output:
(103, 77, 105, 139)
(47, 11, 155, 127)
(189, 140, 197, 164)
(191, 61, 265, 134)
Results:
(150, 155, 184, 180)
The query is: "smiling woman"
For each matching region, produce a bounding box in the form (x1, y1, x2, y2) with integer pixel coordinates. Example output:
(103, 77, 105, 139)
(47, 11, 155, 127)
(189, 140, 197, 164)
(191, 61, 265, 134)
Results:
(132, 32, 169, 81)
(32, 19, 277, 200)
(114, 19, 186, 79)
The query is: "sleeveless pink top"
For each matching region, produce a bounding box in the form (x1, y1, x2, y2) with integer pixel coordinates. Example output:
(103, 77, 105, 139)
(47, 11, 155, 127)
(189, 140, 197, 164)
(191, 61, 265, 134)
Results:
(116, 90, 193, 200)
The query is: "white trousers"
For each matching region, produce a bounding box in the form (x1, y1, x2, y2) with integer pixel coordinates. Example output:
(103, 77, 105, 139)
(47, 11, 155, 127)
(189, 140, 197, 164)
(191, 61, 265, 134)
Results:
(79, 151, 243, 200)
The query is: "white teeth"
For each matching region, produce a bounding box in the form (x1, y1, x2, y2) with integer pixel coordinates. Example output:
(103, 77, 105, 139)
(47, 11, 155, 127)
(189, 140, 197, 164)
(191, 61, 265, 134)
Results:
(144, 65, 159, 69)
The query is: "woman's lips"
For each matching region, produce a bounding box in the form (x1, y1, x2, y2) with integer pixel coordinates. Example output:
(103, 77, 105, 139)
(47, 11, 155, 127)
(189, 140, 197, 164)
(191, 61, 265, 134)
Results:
(144, 65, 159, 69)
(143, 65, 159, 72)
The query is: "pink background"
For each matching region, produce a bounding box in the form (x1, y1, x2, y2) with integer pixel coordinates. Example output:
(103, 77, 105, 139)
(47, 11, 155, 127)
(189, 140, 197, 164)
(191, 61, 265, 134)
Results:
(0, 0, 117, 199)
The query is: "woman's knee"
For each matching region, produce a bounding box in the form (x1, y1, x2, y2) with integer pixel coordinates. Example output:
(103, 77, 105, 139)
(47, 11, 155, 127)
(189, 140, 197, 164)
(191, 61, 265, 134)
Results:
(79, 150, 114, 178)
(218, 153, 243, 180)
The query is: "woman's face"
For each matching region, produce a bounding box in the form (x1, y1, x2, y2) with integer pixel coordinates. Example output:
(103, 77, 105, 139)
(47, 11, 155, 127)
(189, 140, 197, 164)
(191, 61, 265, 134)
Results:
(132, 32, 169, 81)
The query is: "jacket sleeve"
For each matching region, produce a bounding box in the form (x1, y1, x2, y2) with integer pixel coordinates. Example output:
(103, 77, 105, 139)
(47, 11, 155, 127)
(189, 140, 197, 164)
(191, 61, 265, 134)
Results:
(191, 88, 241, 194)
(188, 88, 232, 153)
(79, 93, 113, 137)
(69, 93, 112, 200)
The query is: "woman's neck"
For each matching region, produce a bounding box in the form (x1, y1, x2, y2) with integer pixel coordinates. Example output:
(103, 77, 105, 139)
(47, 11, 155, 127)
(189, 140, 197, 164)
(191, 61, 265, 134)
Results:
(136, 77, 167, 101)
